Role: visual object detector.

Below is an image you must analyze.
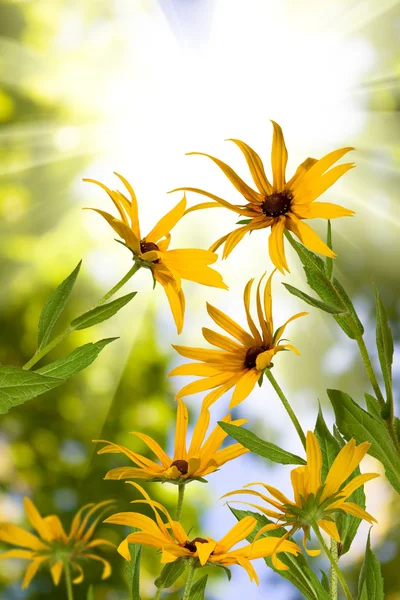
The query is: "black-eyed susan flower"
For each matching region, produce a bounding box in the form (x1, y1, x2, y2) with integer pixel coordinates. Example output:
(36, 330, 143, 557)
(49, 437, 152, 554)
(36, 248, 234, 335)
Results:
(170, 271, 307, 409)
(0, 498, 114, 589)
(105, 482, 301, 583)
(84, 173, 227, 333)
(94, 400, 248, 484)
(171, 121, 354, 273)
(223, 431, 378, 558)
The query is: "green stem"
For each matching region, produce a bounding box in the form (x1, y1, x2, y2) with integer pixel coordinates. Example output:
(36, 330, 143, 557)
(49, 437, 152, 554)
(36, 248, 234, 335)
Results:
(23, 263, 141, 370)
(64, 561, 74, 600)
(312, 524, 352, 600)
(355, 335, 385, 408)
(154, 586, 163, 600)
(329, 538, 338, 600)
(182, 559, 196, 600)
(265, 369, 307, 450)
(176, 484, 185, 522)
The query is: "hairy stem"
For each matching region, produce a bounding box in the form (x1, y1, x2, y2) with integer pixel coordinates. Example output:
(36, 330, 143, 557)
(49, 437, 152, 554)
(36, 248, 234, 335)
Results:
(23, 263, 141, 370)
(330, 538, 338, 600)
(312, 525, 352, 600)
(64, 561, 74, 600)
(176, 484, 185, 522)
(265, 369, 306, 450)
(182, 559, 196, 600)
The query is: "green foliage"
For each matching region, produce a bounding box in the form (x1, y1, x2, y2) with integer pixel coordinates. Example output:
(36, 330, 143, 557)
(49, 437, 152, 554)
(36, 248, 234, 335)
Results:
(282, 283, 345, 314)
(36, 338, 117, 378)
(285, 232, 363, 339)
(374, 285, 394, 413)
(358, 532, 384, 600)
(0, 366, 62, 414)
(328, 389, 400, 494)
(218, 421, 306, 465)
(189, 574, 208, 600)
(37, 260, 82, 349)
(125, 543, 142, 600)
(155, 559, 187, 589)
(71, 292, 137, 330)
(365, 393, 381, 420)
(230, 507, 330, 600)
(314, 406, 365, 555)
(321, 571, 330, 593)
(325, 220, 333, 280)
(87, 586, 94, 600)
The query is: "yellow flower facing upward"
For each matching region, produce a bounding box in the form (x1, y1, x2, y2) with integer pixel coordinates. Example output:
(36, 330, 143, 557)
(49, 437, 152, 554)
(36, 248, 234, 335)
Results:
(105, 482, 301, 583)
(0, 498, 115, 589)
(223, 431, 378, 556)
(170, 271, 307, 409)
(172, 121, 355, 273)
(84, 173, 227, 333)
(95, 400, 248, 484)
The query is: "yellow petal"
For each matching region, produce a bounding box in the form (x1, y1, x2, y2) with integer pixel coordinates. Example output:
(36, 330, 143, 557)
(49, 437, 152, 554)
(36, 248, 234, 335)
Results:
(294, 163, 355, 205)
(274, 311, 308, 344)
(216, 517, 257, 553)
(50, 561, 63, 585)
(174, 400, 188, 460)
(22, 557, 47, 589)
(184, 201, 222, 215)
(83, 178, 129, 225)
(329, 473, 379, 505)
(176, 372, 237, 400)
(272, 554, 290, 570)
(104, 466, 154, 480)
(270, 121, 288, 192)
(293, 202, 355, 220)
(187, 152, 263, 203)
(130, 432, 171, 467)
(85, 554, 112, 580)
(211, 443, 249, 468)
(188, 408, 210, 456)
(268, 217, 289, 273)
(24, 498, 53, 543)
(235, 556, 260, 583)
(228, 138, 273, 195)
(294, 147, 354, 193)
(302, 531, 321, 556)
(169, 363, 220, 377)
(255, 349, 275, 370)
(286, 157, 318, 190)
(43, 515, 67, 542)
(154, 270, 185, 334)
(146, 196, 186, 243)
(114, 172, 141, 239)
(306, 431, 322, 495)
(255, 274, 271, 344)
(229, 369, 261, 408)
(290, 466, 309, 506)
(0, 523, 47, 551)
(202, 328, 243, 352)
(321, 439, 371, 502)
(207, 303, 254, 346)
(0, 549, 35, 560)
(286, 213, 335, 258)
(338, 502, 377, 524)
(201, 373, 245, 410)
(243, 279, 263, 345)
(317, 519, 341, 542)
(196, 540, 217, 566)
(264, 270, 276, 333)
(162, 249, 227, 289)
(170, 187, 246, 215)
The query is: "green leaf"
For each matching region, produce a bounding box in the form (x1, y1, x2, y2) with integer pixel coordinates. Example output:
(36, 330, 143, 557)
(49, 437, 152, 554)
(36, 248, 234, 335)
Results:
(154, 559, 186, 589)
(365, 393, 381, 420)
(189, 574, 208, 600)
(283, 283, 344, 314)
(236, 219, 252, 225)
(230, 507, 330, 600)
(325, 221, 333, 279)
(37, 338, 117, 379)
(357, 531, 384, 600)
(71, 292, 137, 330)
(328, 389, 400, 494)
(332, 277, 364, 337)
(87, 586, 94, 600)
(0, 366, 62, 414)
(125, 542, 142, 600)
(321, 571, 330, 593)
(37, 261, 81, 349)
(374, 285, 394, 411)
(218, 422, 306, 465)
(314, 406, 364, 555)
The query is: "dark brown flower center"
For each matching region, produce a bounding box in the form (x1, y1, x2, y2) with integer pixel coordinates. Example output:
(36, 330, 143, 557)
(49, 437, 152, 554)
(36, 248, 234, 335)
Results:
(140, 240, 160, 263)
(170, 459, 189, 475)
(262, 192, 292, 217)
(183, 537, 209, 553)
(244, 345, 267, 369)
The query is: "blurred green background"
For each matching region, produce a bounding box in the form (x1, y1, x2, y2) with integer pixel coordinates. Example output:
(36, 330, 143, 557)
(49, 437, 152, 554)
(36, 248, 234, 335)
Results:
(0, 0, 399, 599)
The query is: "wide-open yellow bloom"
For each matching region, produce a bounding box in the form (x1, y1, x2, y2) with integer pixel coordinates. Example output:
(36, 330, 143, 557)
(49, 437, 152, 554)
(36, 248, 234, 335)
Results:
(95, 400, 248, 484)
(105, 482, 301, 583)
(84, 173, 227, 333)
(0, 498, 114, 589)
(172, 121, 354, 273)
(223, 431, 378, 556)
(170, 271, 307, 409)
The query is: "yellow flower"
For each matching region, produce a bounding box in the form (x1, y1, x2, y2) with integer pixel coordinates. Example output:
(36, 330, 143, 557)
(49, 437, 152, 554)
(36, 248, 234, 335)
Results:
(95, 400, 249, 484)
(105, 482, 301, 582)
(172, 121, 355, 273)
(223, 431, 378, 556)
(170, 271, 307, 409)
(84, 173, 227, 333)
(0, 498, 114, 589)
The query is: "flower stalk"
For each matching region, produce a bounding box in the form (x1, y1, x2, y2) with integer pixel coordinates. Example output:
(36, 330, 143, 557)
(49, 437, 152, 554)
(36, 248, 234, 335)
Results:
(176, 484, 185, 522)
(312, 524, 352, 600)
(182, 559, 196, 600)
(264, 368, 306, 450)
(330, 539, 338, 600)
(63, 561, 74, 600)
(23, 263, 141, 370)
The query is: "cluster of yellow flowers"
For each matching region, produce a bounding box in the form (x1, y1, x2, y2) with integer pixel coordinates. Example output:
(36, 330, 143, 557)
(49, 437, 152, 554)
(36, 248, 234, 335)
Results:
(0, 122, 379, 599)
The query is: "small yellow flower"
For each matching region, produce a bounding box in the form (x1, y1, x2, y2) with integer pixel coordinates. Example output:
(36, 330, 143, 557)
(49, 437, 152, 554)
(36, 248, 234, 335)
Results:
(95, 400, 248, 484)
(0, 498, 114, 589)
(84, 173, 227, 333)
(172, 121, 355, 273)
(105, 482, 301, 583)
(223, 431, 378, 556)
(170, 271, 307, 409)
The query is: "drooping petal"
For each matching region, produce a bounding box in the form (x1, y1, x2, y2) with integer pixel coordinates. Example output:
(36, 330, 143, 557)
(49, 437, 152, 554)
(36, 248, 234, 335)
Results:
(270, 121, 288, 192)
(146, 196, 186, 243)
(175, 372, 238, 400)
(162, 249, 227, 289)
(173, 400, 188, 460)
(227, 139, 273, 195)
(201, 373, 246, 410)
(268, 217, 289, 273)
(302, 531, 321, 556)
(229, 369, 261, 409)
(286, 213, 335, 258)
(22, 557, 47, 589)
(85, 554, 112, 580)
(317, 519, 341, 542)
(50, 561, 63, 585)
(154, 269, 185, 334)
(255, 349, 275, 370)
(196, 540, 217, 566)
(170, 187, 247, 215)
